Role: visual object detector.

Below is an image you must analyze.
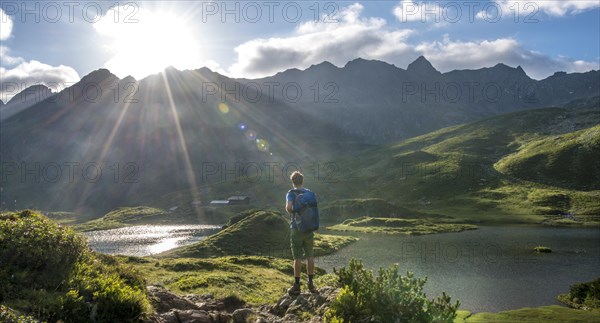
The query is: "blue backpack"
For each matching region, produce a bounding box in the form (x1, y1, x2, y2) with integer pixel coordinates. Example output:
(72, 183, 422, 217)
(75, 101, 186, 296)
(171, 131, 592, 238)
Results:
(290, 189, 319, 232)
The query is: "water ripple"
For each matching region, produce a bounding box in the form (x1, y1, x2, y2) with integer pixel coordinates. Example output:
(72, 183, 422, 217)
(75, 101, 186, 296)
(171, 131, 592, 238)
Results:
(84, 224, 222, 256)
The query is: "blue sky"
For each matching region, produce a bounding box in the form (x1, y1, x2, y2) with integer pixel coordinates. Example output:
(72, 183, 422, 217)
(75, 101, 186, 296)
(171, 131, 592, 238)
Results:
(1, 0, 599, 101)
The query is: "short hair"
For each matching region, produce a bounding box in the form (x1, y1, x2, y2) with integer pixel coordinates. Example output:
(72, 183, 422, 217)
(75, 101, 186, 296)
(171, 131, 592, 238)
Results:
(290, 171, 304, 187)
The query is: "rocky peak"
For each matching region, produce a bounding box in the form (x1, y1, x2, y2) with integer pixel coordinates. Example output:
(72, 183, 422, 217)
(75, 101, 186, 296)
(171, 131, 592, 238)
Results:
(6, 84, 53, 105)
(407, 56, 441, 76)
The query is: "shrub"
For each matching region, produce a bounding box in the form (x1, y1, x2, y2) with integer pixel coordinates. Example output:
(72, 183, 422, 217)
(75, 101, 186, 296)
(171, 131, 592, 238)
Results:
(324, 259, 459, 323)
(0, 305, 39, 323)
(0, 210, 150, 322)
(566, 277, 600, 309)
(0, 210, 87, 291)
(534, 246, 552, 253)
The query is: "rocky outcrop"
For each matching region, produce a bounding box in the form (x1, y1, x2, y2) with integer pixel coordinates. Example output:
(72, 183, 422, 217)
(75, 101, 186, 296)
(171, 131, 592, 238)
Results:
(145, 285, 339, 323)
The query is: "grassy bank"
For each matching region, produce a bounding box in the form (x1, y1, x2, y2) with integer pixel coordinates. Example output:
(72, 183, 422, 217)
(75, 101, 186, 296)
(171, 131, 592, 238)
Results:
(72, 205, 255, 232)
(160, 210, 357, 258)
(327, 216, 477, 235)
(455, 306, 600, 322)
(73, 206, 172, 231)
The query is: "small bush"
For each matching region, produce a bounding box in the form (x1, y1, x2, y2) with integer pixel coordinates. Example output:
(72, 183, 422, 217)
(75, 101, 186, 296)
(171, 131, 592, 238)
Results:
(0, 210, 150, 322)
(566, 277, 600, 309)
(324, 259, 459, 323)
(0, 305, 39, 323)
(534, 246, 552, 253)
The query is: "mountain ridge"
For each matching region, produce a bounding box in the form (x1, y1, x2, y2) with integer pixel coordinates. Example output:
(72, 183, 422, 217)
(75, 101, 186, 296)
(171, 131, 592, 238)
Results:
(1, 55, 599, 215)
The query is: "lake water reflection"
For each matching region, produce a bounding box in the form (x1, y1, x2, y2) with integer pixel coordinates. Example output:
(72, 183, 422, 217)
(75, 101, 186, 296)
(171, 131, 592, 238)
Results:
(84, 225, 222, 256)
(85, 224, 599, 312)
(316, 226, 600, 313)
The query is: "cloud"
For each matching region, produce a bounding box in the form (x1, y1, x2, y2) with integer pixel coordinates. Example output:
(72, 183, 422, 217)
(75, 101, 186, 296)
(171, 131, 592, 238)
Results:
(0, 8, 80, 103)
(229, 3, 415, 78)
(227, 3, 598, 80)
(0, 46, 24, 66)
(478, 0, 600, 19)
(416, 36, 599, 79)
(1, 8, 13, 40)
(0, 60, 80, 102)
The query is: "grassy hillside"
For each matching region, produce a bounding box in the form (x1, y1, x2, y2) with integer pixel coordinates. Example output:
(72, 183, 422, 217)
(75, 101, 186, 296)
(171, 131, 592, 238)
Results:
(327, 216, 477, 235)
(160, 210, 357, 258)
(321, 198, 448, 224)
(327, 106, 600, 224)
(74, 206, 172, 231)
(495, 125, 600, 190)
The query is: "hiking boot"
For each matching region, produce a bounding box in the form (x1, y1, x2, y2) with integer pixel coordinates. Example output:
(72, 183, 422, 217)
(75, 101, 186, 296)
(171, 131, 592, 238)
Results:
(308, 281, 317, 293)
(287, 283, 300, 295)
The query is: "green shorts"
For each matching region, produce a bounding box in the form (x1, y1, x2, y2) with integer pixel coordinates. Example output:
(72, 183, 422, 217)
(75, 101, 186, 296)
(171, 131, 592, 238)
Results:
(290, 228, 314, 259)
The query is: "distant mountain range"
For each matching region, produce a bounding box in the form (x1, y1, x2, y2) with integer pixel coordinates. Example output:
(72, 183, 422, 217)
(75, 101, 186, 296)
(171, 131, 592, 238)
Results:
(0, 85, 53, 121)
(0, 57, 598, 214)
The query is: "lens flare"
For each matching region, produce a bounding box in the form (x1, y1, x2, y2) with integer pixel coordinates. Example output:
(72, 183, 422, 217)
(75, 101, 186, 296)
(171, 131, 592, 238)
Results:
(256, 138, 270, 152)
(238, 123, 246, 130)
(218, 103, 229, 114)
(245, 130, 257, 140)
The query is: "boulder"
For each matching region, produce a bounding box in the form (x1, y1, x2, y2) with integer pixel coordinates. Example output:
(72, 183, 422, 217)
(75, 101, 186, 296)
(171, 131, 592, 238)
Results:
(232, 308, 256, 322)
(147, 286, 201, 314)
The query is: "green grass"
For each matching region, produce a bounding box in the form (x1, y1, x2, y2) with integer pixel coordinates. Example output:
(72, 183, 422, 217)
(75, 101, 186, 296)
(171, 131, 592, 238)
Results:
(534, 246, 552, 253)
(117, 255, 328, 305)
(327, 216, 477, 235)
(324, 106, 600, 225)
(74, 206, 180, 231)
(321, 198, 447, 224)
(456, 305, 600, 322)
(495, 124, 600, 191)
(159, 210, 357, 258)
(0, 210, 150, 322)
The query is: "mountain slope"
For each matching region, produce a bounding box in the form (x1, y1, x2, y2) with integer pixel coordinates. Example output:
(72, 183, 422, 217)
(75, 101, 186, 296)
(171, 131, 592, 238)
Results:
(495, 125, 600, 190)
(261, 57, 599, 142)
(0, 84, 53, 121)
(0, 58, 598, 215)
(0, 68, 358, 214)
(327, 104, 600, 223)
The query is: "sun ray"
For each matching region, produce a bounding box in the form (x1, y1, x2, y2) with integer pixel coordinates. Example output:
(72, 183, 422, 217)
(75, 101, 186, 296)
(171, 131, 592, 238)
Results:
(74, 93, 136, 210)
(160, 72, 204, 218)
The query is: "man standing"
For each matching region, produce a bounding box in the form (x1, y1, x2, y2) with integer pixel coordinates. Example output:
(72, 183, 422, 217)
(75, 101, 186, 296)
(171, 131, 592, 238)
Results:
(286, 171, 317, 295)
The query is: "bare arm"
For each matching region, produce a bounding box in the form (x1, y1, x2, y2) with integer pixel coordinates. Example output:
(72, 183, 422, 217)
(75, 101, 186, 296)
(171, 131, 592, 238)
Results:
(286, 200, 294, 214)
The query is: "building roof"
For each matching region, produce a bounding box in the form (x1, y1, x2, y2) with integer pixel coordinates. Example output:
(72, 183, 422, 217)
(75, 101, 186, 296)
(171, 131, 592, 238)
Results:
(210, 200, 230, 204)
(228, 196, 249, 200)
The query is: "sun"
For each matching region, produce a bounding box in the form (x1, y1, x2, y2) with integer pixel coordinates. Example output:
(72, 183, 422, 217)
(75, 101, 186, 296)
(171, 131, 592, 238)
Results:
(94, 6, 202, 79)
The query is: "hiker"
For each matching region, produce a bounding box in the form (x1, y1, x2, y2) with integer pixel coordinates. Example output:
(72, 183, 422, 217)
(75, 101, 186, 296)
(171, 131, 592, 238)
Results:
(286, 171, 318, 295)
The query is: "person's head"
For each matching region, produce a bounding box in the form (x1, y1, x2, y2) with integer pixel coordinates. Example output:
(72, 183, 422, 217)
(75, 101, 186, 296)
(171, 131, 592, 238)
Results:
(290, 171, 304, 188)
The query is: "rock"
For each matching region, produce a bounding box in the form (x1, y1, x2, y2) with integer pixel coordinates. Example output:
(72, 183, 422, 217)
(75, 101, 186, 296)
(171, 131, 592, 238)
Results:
(147, 285, 339, 323)
(160, 309, 213, 323)
(280, 313, 299, 322)
(213, 312, 233, 323)
(270, 287, 340, 320)
(197, 301, 225, 312)
(185, 293, 215, 303)
(147, 286, 201, 314)
(232, 308, 255, 322)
